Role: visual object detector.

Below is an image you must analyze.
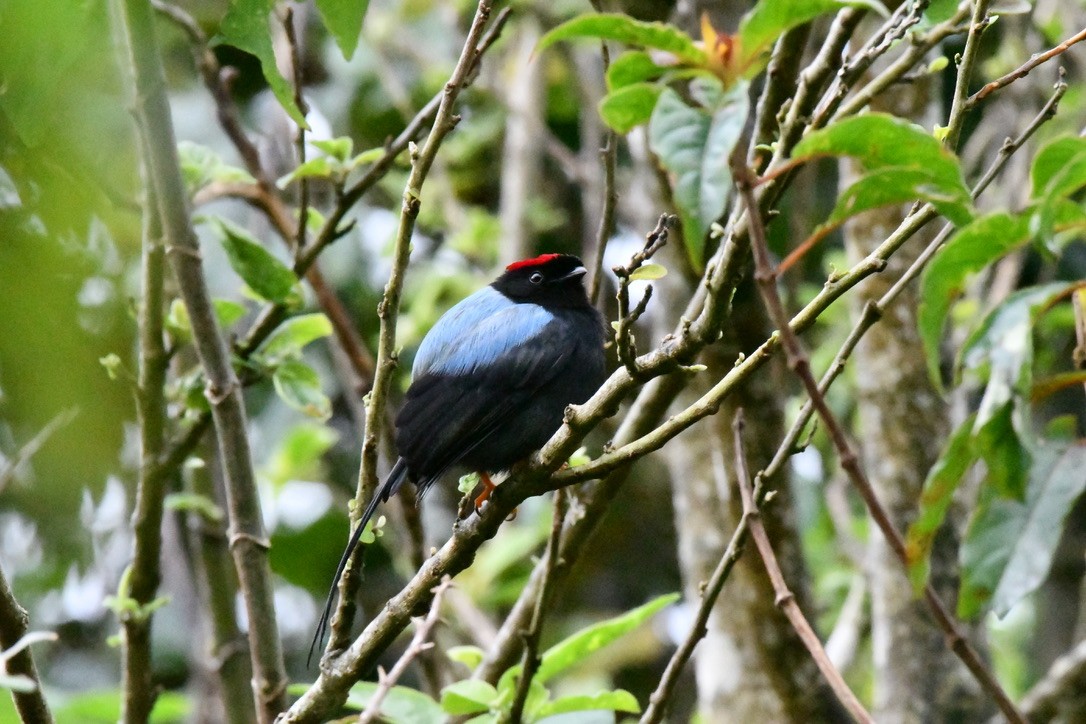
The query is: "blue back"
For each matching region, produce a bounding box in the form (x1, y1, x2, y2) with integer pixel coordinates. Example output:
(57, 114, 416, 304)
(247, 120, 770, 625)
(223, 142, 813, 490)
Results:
(412, 285, 555, 378)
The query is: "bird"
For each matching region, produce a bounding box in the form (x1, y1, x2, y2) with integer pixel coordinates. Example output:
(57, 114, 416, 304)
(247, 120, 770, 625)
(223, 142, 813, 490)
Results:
(309, 253, 607, 663)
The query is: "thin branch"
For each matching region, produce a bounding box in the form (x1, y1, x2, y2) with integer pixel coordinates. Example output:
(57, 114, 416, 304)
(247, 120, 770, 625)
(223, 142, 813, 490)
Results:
(732, 411, 872, 724)
(282, 5, 311, 254)
(588, 131, 618, 305)
(117, 0, 286, 719)
(1072, 287, 1086, 398)
(1014, 636, 1086, 723)
(0, 410, 76, 495)
(733, 157, 1026, 723)
(358, 578, 452, 724)
(504, 491, 567, 724)
(966, 25, 1086, 108)
(944, 0, 993, 150)
(0, 534, 54, 724)
(324, 0, 501, 661)
(612, 215, 673, 376)
(121, 145, 170, 724)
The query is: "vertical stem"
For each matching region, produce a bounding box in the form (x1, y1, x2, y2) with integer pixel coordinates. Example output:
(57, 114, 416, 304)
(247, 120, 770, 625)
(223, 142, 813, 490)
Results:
(0, 565, 53, 724)
(116, 0, 287, 719)
(121, 157, 169, 724)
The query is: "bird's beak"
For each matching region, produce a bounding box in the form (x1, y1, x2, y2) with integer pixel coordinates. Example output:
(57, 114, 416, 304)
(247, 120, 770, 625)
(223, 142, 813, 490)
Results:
(557, 266, 588, 282)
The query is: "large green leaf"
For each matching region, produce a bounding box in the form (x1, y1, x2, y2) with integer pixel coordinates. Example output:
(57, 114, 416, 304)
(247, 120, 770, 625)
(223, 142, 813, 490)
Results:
(906, 413, 978, 590)
(792, 114, 973, 235)
(538, 14, 706, 65)
(343, 681, 443, 723)
(959, 443, 1086, 619)
(313, 0, 369, 59)
(536, 592, 678, 683)
(959, 283, 1074, 498)
(258, 312, 333, 361)
(212, 218, 298, 303)
(215, 0, 307, 126)
(606, 50, 667, 90)
(917, 213, 1031, 388)
(440, 680, 499, 716)
(1030, 135, 1086, 201)
(649, 80, 749, 268)
(53, 690, 190, 724)
(598, 83, 662, 133)
(738, 0, 888, 69)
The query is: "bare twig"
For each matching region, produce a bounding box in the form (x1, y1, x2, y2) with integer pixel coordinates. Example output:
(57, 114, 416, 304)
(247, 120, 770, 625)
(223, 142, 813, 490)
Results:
(0, 531, 54, 724)
(733, 157, 1026, 723)
(944, 0, 993, 150)
(118, 0, 286, 718)
(121, 145, 169, 724)
(325, 0, 502, 662)
(504, 491, 567, 724)
(358, 578, 452, 724)
(282, 6, 311, 254)
(612, 215, 673, 375)
(1072, 287, 1086, 398)
(588, 131, 618, 305)
(733, 411, 872, 724)
(966, 26, 1086, 108)
(0, 410, 75, 495)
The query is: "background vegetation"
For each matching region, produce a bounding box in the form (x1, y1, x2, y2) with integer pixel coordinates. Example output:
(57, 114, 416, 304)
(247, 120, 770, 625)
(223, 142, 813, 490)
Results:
(1, 0, 1085, 722)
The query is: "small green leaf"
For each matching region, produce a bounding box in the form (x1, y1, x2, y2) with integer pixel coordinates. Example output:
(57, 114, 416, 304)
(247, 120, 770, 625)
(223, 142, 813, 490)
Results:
(440, 680, 498, 716)
(447, 645, 485, 671)
(259, 313, 333, 360)
(629, 263, 668, 281)
(212, 218, 298, 303)
(959, 442, 1086, 618)
(349, 146, 386, 169)
(313, 0, 370, 60)
(164, 493, 225, 524)
(272, 360, 331, 420)
(906, 414, 978, 591)
(277, 157, 335, 189)
(535, 592, 679, 683)
(927, 55, 949, 73)
(534, 689, 641, 717)
(649, 80, 749, 269)
(311, 136, 354, 162)
(177, 141, 256, 194)
(214, 0, 307, 127)
(264, 422, 340, 488)
(214, 299, 247, 328)
(458, 472, 480, 495)
(99, 353, 123, 380)
(598, 83, 662, 133)
(606, 50, 666, 90)
(917, 213, 1031, 388)
(538, 13, 706, 65)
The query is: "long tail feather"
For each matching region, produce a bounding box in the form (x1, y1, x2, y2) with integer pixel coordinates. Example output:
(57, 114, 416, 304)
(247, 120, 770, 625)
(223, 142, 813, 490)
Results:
(307, 458, 410, 666)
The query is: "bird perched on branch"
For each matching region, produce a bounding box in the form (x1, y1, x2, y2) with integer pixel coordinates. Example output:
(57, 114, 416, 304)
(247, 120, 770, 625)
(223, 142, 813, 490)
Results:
(310, 253, 607, 662)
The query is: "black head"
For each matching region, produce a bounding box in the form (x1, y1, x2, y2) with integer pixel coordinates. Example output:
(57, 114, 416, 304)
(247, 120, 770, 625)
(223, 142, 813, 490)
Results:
(492, 254, 591, 308)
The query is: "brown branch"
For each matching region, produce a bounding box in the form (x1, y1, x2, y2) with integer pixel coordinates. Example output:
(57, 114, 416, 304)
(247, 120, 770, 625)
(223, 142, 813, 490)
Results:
(732, 158, 1026, 723)
(966, 25, 1086, 108)
(281, 5, 311, 255)
(503, 490, 567, 724)
(612, 215, 673, 376)
(358, 578, 452, 724)
(0, 537, 54, 724)
(1072, 287, 1086, 398)
(118, 0, 287, 719)
(732, 411, 872, 724)
(324, 0, 501, 663)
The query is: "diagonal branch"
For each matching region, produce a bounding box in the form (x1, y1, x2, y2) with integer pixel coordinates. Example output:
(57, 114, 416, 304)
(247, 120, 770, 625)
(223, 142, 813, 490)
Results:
(966, 26, 1086, 108)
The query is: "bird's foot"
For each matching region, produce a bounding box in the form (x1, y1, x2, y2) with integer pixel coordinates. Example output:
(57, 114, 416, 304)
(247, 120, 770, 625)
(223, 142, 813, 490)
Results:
(473, 472, 497, 513)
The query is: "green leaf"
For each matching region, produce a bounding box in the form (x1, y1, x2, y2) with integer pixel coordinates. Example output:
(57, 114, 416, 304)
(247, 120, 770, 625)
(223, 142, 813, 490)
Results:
(263, 421, 339, 488)
(53, 690, 190, 724)
(259, 312, 333, 360)
(535, 689, 641, 717)
(311, 136, 354, 162)
(313, 0, 369, 60)
(1030, 135, 1086, 201)
(340, 681, 443, 723)
(177, 141, 256, 194)
(629, 263, 668, 281)
(917, 213, 1031, 388)
(538, 13, 706, 65)
(793, 114, 973, 230)
(440, 680, 499, 716)
(272, 360, 331, 420)
(164, 492, 225, 523)
(649, 80, 749, 268)
(959, 442, 1086, 619)
(212, 218, 298, 303)
(906, 413, 978, 591)
(536, 592, 678, 683)
(598, 83, 662, 133)
(607, 50, 667, 90)
(213, 299, 248, 328)
(447, 645, 486, 671)
(277, 156, 335, 189)
(214, 0, 307, 127)
(738, 0, 889, 69)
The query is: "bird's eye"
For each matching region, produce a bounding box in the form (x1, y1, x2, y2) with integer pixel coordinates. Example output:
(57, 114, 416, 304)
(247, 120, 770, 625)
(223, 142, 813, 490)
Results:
(529, 272, 544, 284)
